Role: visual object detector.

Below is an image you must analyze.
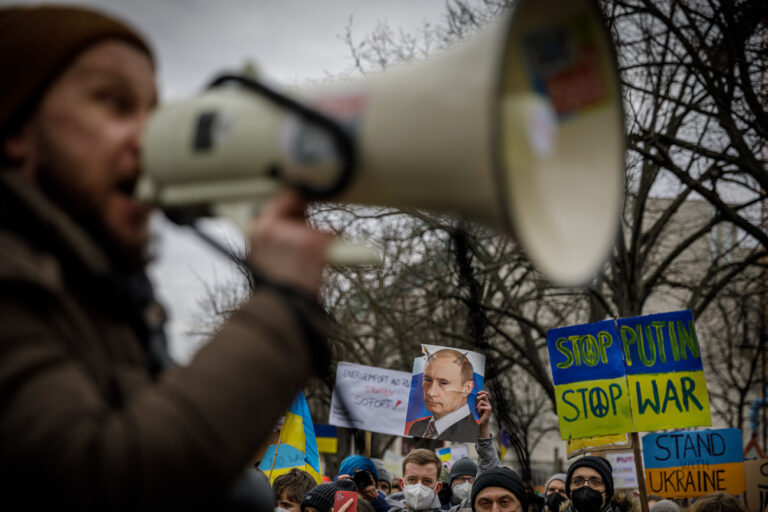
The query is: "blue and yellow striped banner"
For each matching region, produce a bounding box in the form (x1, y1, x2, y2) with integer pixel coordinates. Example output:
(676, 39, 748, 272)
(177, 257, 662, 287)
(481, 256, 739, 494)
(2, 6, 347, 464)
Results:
(258, 392, 322, 484)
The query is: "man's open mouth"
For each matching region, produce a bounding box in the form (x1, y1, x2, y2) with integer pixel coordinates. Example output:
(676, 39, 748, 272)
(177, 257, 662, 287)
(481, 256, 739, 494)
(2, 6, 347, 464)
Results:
(116, 175, 137, 197)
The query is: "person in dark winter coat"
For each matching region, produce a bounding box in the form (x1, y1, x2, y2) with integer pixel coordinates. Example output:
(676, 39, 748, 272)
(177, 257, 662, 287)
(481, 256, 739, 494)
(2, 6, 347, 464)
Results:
(0, 4, 331, 510)
(440, 457, 478, 510)
(561, 457, 635, 512)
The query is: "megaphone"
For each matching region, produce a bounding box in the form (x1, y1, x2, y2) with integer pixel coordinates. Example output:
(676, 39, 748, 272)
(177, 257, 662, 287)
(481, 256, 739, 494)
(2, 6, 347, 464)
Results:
(139, 0, 624, 286)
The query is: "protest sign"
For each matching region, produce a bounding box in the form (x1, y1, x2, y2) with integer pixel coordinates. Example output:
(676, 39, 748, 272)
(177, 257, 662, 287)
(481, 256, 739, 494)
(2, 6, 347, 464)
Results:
(618, 310, 711, 431)
(547, 319, 634, 440)
(330, 362, 412, 436)
(566, 433, 631, 458)
(642, 428, 745, 498)
(606, 452, 638, 489)
(404, 345, 485, 443)
(744, 458, 768, 512)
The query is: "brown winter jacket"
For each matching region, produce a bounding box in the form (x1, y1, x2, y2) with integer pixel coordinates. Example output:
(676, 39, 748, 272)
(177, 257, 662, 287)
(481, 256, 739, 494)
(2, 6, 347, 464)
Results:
(0, 173, 329, 509)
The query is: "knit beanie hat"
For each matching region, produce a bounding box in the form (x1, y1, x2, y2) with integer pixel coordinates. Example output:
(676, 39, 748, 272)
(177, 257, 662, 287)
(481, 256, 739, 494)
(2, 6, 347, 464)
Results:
(372, 459, 393, 484)
(450, 457, 478, 485)
(544, 473, 566, 494)
(0, 5, 153, 140)
(338, 454, 379, 482)
(565, 456, 614, 502)
(470, 467, 528, 512)
(301, 483, 341, 512)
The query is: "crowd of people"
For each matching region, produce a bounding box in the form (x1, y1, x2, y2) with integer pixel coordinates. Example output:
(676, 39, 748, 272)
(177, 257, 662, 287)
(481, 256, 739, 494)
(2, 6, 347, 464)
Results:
(0, 4, 756, 511)
(266, 452, 750, 512)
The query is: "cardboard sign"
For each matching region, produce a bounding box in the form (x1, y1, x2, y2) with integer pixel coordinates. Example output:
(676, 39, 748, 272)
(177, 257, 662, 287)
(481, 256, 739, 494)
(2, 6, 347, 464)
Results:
(547, 319, 633, 440)
(606, 452, 638, 489)
(329, 362, 412, 436)
(744, 458, 768, 512)
(643, 428, 746, 498)
(566, 433, 631, 458)
(404, 345, 485, 443)
(618, 310, 711, 431)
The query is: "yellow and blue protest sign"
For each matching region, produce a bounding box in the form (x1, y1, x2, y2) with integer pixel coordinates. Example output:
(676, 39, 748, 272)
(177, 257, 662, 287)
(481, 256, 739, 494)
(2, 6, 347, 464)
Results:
(618, 310, 711, 431)
(547, 319, 633, 440)
(259, 392, 322, 484)
(642, 428, 745, 498)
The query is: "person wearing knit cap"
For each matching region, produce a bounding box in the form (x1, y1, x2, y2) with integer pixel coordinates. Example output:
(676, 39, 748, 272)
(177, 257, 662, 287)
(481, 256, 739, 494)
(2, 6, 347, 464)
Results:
(302, 484, 356, 512)
(470, 467, 529, 512)
(441, 457, 479, 510)
(372, 458, 395, 495)
(565, 456, 614, 512)
(337, 454, 389, 512)
(0, 4, 332, 510)
(542, 473, 567, 512)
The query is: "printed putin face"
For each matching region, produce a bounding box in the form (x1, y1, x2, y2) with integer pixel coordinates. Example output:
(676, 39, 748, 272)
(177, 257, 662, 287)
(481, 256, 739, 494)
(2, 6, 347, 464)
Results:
(5, 39, 157, 269)
(422, 354, 474, 420)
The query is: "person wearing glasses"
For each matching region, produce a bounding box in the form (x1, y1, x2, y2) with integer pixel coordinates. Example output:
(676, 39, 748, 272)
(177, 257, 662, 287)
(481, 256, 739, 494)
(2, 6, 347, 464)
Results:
(563, 457, 630, 512)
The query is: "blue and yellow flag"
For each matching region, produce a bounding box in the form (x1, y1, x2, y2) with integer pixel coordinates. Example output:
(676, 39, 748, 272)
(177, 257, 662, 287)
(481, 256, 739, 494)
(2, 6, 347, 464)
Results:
(437, 447, 451, 463)
(499, 430, 511, 460)
(314, 424, 338, 454)
(259, 392, 322, 484)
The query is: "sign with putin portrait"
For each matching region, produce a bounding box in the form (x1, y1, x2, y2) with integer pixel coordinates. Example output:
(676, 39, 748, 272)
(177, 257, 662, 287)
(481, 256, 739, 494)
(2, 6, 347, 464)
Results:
(547, 319, 634, 440)
(404, 345, 485, 443)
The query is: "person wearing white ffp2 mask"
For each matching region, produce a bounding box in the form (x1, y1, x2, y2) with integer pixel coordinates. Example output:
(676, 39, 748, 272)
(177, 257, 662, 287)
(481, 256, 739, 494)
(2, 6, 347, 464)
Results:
(394, 449, 443, 512)
(442, 457, 478, 510)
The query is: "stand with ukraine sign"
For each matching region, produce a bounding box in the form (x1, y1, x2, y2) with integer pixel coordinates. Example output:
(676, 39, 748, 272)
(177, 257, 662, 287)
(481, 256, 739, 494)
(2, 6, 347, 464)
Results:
(547, 310, 715, 512)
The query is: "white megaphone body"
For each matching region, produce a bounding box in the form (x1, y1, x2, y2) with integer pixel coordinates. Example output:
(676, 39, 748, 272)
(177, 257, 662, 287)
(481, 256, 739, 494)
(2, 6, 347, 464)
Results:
(139, 0, 625, 286)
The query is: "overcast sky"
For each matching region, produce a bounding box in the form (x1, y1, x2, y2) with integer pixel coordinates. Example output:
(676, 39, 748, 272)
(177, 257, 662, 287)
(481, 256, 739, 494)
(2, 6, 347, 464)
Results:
(8, 0, 456, 362)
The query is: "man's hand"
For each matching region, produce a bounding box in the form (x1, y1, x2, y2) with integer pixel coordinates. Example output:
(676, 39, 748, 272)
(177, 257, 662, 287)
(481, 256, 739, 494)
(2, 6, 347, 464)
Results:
(248, 190, 333, 296)
(477, 390, 492, 438)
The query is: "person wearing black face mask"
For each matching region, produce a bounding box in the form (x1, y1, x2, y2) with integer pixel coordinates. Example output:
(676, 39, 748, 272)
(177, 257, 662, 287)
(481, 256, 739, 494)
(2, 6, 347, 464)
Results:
(564, 457, 614, 512)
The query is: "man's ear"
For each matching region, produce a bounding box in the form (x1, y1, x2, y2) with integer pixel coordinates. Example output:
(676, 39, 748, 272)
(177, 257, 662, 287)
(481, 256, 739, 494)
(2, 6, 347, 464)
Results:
(462, 380, 474, 396)
(400, 477, 405, 490)
(435, 481, 442, 493)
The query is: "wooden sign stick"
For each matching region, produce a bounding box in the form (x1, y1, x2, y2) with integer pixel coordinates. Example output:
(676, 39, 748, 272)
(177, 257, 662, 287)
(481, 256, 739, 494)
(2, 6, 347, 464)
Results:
(365, 430, 372, 458)
(631, 432, 650, 512)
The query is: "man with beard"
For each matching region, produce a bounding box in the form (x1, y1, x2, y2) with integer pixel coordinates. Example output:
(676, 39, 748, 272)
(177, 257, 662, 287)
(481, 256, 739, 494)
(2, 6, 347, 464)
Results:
(0, 5, 331, 510)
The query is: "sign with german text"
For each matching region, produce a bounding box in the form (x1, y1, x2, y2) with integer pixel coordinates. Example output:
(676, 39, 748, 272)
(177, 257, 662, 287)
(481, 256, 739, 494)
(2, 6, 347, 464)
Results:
(329, 362, 412, 436)
(642, 429, 745, 498)
(618, 310, 711, 431)
(744, 458, 768, 512)
(606, 452, 638, 489)
(547, 319, 633, 440)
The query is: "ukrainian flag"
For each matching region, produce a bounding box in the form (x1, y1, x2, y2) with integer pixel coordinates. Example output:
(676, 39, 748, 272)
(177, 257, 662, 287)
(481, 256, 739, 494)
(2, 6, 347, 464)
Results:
(499, 431, 511, 460)
(437, 447, 451, 464)
(314, 424, 338, 454)
(259, 392, 322, 484)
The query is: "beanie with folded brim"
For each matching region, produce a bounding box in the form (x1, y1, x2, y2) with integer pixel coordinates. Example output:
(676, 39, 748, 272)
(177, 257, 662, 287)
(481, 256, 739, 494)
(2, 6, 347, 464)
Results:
(301, 483, 340, 512)
(565, 456, 614, 502)
(470, 467, 528, 512)
(0, 5, 153, 140)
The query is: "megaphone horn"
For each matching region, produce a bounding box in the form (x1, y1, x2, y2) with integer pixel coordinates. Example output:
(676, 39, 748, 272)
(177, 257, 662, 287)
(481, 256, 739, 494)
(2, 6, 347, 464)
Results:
(139, 0, 625, 286)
